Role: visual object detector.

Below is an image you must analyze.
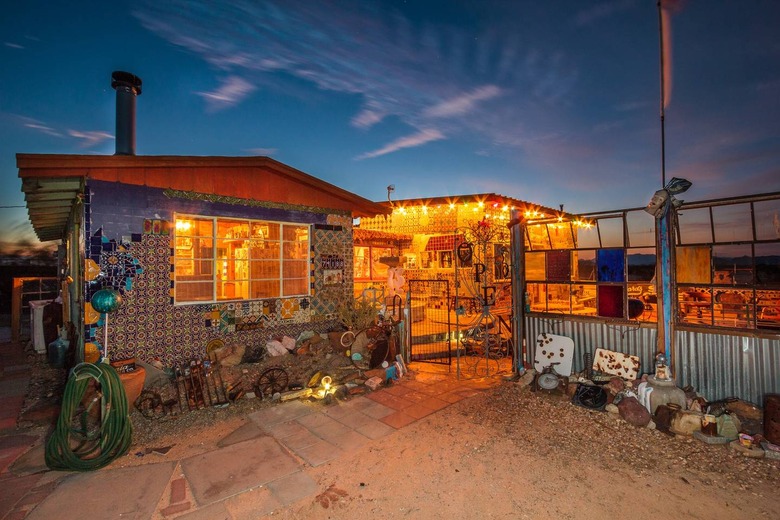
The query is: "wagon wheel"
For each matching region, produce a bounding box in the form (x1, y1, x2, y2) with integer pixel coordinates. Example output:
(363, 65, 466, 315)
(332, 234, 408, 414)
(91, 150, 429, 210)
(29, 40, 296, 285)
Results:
(255, 367, 289, 397)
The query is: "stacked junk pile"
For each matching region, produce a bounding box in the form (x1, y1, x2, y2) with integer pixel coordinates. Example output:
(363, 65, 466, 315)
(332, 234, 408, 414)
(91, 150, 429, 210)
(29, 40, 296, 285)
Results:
(131, 312, 405, 421)
(528, 333, 780, 460)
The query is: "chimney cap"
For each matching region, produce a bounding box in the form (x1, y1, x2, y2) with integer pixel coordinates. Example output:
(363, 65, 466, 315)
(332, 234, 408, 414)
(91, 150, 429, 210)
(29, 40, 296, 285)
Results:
(111, 71, 142, 95)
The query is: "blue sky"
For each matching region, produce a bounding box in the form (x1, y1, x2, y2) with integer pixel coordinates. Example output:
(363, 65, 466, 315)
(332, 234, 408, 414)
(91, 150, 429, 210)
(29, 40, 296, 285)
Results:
(2, 0, 779, 247)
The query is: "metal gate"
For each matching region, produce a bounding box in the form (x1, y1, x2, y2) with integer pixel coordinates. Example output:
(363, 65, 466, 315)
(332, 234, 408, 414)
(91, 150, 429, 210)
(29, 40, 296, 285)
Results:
(408, 279, 451, 364)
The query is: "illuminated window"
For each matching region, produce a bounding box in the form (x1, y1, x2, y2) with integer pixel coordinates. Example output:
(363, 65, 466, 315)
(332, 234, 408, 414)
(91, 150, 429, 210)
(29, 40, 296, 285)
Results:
(173, 216, 310, 304)
(353, 246, 393, 280)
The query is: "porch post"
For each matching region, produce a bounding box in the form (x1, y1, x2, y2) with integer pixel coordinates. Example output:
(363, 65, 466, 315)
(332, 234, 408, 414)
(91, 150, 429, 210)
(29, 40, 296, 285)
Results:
(509, 210, 526, 375)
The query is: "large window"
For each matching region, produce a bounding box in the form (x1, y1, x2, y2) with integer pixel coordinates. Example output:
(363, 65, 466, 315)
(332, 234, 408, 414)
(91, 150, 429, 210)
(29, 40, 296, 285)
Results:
(174, 216, 310, 304)
(524, 211, 656, 321)
(524, 196, 780, 332)
(675, 199, 780, 330)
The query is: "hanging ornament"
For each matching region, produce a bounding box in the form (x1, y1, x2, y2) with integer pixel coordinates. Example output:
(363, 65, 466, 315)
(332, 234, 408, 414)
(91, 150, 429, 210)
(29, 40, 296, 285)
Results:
(91, 289, 122, 314)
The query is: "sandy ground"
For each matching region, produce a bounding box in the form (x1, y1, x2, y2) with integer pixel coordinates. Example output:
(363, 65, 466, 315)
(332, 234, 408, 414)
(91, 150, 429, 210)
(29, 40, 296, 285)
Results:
(270, 389, 778, 520)
(119, 376, 779, 520)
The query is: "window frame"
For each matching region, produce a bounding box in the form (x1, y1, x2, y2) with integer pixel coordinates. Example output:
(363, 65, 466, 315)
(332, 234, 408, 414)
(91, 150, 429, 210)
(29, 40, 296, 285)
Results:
(173, 214, 310, 305)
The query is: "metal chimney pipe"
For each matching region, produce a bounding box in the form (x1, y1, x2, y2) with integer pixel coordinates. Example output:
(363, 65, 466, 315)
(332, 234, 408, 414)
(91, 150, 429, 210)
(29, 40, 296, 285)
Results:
(111, 71, 142, 155)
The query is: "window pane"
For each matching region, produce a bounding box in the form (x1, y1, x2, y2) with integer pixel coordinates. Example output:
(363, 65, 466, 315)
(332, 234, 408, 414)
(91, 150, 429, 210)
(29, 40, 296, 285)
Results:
(714, 289, 753, 328)
(679, 287, 712, 326)
(756, 243, 780, 285)
(251, 260, 280, 279)
(576, 223, 600, 248)
(354, 246, 370, 279)
(713, 244, 753, 285)
(598, 218, 624, 247)
(217, 280, 248, 300)
(526, 283, 545, 312)
(597, 285, 624, 318)
(217, 219, 249, 239)
(283, 278, 308, 296)
(677, 208, 712, 244)
(712, 204, 752, 243)
(627, 248, 656, 281)
(175, 281, 212, 302)
(251, 280, 280, 299)
(754, 200, 780, 241)
(573, 284, 597, 315)
(597, 249, 624, 282)
(626, 210, 655, 247)
(525, 252, 546, 280)
(283, 241, 309, 260)
(284, 260, 308, 278)
(175, 217, 212, 237)
(546, 251, 571, 282)
(757, 289, 780, 329)
(629, 282, 656, 322)
(546, 284, 571, 313)
(283, 224, 309, 242)
(527, 224, 550, 250)
(547, 223, 574, 249)
(573, 250, 596, 281)
(676, 246, 711, 284)
(250, 241, 279, 259)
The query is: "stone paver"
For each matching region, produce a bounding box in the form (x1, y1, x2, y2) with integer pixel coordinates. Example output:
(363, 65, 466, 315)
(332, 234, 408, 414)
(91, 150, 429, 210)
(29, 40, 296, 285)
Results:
(216, 421, 263, 448)
(223, 485, 281, 520)
(294, 440, 342, 467)
(26, 462, 176, 520)
(248, 400, 313, 430)
(181, 436, 300, 505)
(265, 471, 318, 506)
(355, 419, 396, 439)
(380, 411, 417, 429)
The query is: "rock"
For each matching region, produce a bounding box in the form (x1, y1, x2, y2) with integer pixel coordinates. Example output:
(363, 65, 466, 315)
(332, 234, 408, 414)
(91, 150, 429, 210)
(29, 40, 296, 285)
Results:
(617, 396, 651, 427)
(605, 403, 619, 414)
(606, 377, 625, 395)
(646, 420, 656, 430)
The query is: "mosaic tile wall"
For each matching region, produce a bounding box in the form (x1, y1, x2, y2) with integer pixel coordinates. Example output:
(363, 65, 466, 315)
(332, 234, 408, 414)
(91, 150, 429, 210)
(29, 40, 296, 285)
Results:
(85, 194, 354, 366)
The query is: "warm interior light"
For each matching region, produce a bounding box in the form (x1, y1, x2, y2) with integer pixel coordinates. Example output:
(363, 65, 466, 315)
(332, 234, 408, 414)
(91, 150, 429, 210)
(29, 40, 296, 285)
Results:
(175, 219, 192, 232)
(449, 203, 456, 209)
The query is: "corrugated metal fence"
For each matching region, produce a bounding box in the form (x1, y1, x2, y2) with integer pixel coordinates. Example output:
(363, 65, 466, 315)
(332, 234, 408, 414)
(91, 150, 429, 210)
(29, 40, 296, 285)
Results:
(526, 316, 779, 405)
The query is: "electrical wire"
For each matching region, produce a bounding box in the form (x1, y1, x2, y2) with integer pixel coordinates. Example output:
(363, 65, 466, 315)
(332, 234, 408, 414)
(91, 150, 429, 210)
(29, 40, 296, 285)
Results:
(45, 361, 133, 471)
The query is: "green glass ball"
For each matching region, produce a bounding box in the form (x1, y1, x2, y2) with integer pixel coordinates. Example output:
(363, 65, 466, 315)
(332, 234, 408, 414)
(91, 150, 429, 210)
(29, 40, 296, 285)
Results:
(91, 289, 122, 314)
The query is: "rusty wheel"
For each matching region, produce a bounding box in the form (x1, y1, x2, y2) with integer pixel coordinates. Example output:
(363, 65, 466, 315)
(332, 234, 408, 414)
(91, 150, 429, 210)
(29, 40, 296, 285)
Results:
(255, 367, 289, 397)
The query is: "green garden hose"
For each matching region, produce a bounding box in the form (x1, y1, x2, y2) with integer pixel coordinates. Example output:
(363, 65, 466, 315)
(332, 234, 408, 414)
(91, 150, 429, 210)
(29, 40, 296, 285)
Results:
(45, 361, 133, 471)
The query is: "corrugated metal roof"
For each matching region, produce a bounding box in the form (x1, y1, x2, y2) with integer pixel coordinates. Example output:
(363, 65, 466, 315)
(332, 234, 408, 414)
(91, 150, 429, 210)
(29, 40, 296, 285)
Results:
(21, 176, 83, 242)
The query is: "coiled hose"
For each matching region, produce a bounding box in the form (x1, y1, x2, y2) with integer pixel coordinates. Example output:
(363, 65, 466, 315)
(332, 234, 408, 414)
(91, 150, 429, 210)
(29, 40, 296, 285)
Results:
(45, 361, 133, 471)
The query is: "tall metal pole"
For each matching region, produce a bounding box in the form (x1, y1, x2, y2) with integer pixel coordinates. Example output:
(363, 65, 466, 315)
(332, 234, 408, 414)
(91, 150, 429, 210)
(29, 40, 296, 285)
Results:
(657, 0, 667, 188)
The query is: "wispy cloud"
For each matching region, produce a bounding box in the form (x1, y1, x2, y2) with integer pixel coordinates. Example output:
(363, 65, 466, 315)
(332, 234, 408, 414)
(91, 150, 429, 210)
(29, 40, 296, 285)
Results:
(424, 86, 502, 119)
(68, 129, 114, 148)
(245, 147, 277, 156)
(355, 129, 444, 160)
(574, 0, 637, 27)
(351, 108, 385, 129)
(134, 1, 579, 158)
(20, 117, 62, 137)
(197, 75, 256, 111)
(4, 42, 24, 49)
